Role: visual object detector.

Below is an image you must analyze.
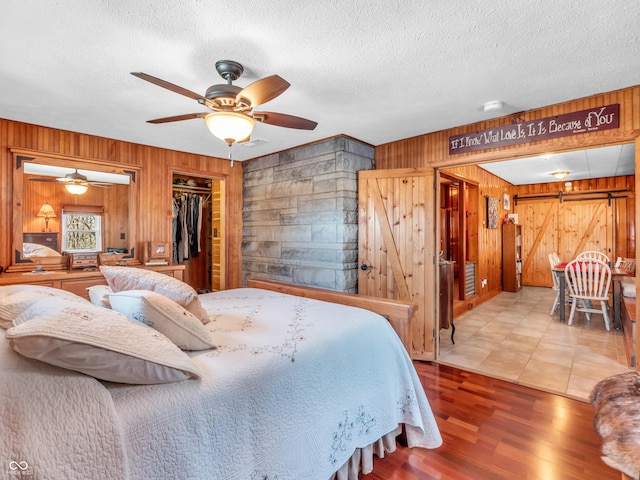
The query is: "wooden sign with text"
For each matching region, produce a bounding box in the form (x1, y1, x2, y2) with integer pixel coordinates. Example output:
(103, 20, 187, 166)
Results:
(448, 104, 619, 155)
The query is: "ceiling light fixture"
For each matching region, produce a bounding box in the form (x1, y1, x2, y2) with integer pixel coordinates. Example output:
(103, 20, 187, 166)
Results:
(64, 183, 89, 195)
(551, 171, 569, 180)
(204, 112, 255, 146)
(483, 101, 504, 113)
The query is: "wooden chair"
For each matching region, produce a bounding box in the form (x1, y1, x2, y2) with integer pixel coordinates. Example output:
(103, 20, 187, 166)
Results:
(564, 259, 612, 331)
(576, 250, 610, 263)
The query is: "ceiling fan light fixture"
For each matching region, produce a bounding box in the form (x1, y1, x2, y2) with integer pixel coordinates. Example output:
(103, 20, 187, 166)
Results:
(551, 171, 569, 180)
(205, 112, 255, 146)
(65, 183, 89, 195)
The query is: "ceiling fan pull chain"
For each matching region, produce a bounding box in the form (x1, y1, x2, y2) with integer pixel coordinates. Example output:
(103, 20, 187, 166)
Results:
(228, 148, 234, 168)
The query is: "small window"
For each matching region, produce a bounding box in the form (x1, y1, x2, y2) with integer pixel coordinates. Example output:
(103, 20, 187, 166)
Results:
(62, 205, 104, 253)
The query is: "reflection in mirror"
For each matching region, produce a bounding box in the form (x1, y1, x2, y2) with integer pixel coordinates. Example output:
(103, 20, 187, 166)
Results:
(61, 206, 104, 253)
(24, 166, 130, 254)
(9, 149, 139, 272)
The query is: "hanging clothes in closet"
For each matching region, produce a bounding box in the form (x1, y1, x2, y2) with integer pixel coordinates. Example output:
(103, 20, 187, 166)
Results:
(172, 193, 203, 263)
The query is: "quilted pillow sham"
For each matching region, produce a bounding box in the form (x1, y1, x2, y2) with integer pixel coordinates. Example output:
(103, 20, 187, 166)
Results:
(6, 297, 201, 384)
(0, 284, 89, 329)
(109, 290, 216, 351)
(100, 266, 210, 324)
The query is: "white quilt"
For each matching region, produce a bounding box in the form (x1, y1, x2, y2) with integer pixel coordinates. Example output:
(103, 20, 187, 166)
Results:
(0, 329, 128, 479)
(106, 288, 442, 480)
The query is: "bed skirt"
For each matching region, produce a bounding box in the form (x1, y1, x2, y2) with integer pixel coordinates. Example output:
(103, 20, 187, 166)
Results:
(330, 426, 402, 480)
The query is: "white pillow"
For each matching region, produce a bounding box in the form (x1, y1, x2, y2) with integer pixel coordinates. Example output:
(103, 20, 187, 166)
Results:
(23, 242, 61, 257)
(6, 297, 201, 384)
(0, 285, 89, 329)
(87, 284, 113, 308)
(100, 266, 210, 324)
(109, 290, 216, 351)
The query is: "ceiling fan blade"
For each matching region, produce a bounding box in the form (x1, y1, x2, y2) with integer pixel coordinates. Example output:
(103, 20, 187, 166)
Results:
(131, 72, 208, 102)
(253, 111, 317, 130)
(236, 75, 290, 107)
(88, 183, 111, 188)
(28, 177, 59, 183)
(147, 113, 208, 124)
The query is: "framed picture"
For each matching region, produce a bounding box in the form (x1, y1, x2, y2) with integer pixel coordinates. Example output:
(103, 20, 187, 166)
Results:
(486, 196, 499, 229)
(143, 241, 170, 265)
(503, 193, 511, 211)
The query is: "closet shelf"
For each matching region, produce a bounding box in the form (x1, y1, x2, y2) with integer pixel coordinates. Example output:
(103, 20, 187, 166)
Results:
(172, 185, 211, 194)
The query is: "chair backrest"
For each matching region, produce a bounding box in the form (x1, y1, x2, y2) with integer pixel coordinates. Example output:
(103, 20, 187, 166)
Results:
(576, 250, 610, 263)
(621, 257, 636, 273)
(548, 253, 560, 290)
(564, 259, 611, 299)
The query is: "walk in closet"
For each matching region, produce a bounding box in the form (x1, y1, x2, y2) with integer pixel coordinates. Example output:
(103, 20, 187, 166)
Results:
(172, 173, 225, 293)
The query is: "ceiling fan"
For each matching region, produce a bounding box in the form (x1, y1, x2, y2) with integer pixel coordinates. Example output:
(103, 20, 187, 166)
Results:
(29, 169, 111, 194)
(131, 60, 318, 146)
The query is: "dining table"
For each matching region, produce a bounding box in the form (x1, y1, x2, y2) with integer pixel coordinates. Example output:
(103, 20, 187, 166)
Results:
(553, 261, 633, 329)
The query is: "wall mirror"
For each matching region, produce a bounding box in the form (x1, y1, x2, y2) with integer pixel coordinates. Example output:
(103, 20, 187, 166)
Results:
(9, 148, 139, 272)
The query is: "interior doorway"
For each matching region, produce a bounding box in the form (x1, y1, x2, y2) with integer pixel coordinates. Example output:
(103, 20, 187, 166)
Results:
(435, 142, 636, 367)
(439, 172, 480, 312)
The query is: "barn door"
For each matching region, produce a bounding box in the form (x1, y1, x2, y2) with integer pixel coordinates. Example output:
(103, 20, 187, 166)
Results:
(557, 200, 613, 260)
(518, 201, 557, 287)
(517, 199, 613, 287)
(358, 168, 437, 360)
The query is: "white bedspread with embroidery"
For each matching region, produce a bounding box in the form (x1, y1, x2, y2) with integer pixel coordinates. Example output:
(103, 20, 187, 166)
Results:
(106, 288, 442, 480)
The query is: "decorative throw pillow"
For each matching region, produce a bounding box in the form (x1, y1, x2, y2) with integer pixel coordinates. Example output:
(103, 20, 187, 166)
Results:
(6, 297, 201, 384)
(100, 266, 210, 324)
(109, 290, 215, 351)
(0, 285, 89, 329)
(87, 284, 113, 308)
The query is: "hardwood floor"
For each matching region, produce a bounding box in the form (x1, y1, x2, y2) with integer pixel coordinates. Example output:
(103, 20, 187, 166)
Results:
(363, 361, 619, 480)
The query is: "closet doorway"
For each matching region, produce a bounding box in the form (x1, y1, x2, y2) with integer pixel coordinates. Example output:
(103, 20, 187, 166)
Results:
(172, 173, 226, 293)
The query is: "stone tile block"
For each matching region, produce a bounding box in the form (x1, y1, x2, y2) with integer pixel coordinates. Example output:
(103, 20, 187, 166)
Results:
(256, 225, 311, 242)
(293, 267, 336, 290)
(311, 224, 337, 242)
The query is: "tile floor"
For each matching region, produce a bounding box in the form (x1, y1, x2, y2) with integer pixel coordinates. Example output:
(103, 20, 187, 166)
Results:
(438, 286, 632, 402)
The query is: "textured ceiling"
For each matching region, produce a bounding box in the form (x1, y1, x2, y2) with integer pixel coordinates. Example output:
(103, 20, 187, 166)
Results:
(479, 144, 636, 185)
(1, 0, 639, 174)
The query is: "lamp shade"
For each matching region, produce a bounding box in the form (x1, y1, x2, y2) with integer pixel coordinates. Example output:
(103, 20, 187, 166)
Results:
(65, 183, 89, 195)
(205, 112, 255, 145)
(36, 203, 57, 218)
(551, 171, 569, 180)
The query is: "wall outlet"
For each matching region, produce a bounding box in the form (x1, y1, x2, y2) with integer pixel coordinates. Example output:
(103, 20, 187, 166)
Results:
(481, 278, 487, 288)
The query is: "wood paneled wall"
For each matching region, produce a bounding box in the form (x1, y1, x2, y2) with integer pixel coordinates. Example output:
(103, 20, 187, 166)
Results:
(0, 119, 243, 288)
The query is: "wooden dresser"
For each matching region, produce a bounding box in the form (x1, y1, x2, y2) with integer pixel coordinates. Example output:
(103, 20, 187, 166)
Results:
(0, 265, 185, 300)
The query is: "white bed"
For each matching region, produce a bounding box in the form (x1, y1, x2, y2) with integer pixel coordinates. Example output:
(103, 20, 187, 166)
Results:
(0, 276, 442, 479)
